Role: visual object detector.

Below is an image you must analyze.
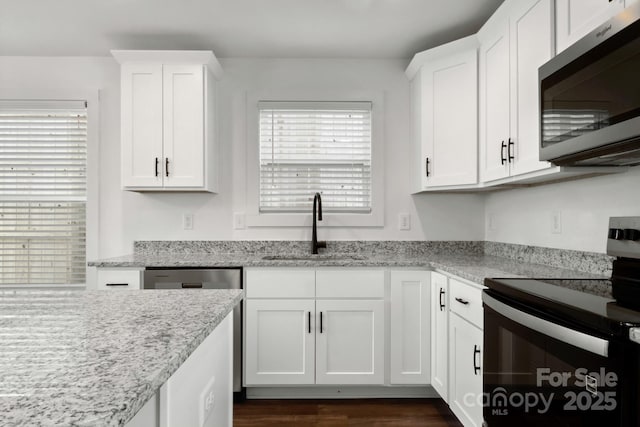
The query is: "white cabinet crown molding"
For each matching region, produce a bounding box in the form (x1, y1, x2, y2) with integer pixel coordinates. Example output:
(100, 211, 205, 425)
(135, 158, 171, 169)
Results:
(111, 49, 223, 79)
(405, 35, 478, 80)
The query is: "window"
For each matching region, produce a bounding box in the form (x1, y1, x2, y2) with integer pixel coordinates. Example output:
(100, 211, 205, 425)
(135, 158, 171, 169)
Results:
(259, 101, 372, 213)
(0, 100, 87, 285)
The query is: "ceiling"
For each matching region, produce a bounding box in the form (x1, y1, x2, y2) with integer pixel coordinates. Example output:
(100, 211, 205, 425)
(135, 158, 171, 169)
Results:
(0, 0, 503, 59)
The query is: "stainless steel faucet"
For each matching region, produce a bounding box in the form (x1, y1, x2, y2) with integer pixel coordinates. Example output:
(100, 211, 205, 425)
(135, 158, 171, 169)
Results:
(312, 192, 326, 254)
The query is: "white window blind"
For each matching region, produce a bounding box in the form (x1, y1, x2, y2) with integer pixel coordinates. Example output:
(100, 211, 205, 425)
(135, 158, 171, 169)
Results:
(0, 100, 87, 285)
(259, 101, 372, 213)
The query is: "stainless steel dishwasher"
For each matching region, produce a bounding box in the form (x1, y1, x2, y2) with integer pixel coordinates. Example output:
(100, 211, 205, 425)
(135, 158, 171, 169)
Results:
(143, 268, 243, 396)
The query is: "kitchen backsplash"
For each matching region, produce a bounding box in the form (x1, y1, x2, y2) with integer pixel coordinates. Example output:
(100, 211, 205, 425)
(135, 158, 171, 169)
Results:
(483, 241, 613, 277)
(133, 240, 484, 256)
(133, 240, 613, 276)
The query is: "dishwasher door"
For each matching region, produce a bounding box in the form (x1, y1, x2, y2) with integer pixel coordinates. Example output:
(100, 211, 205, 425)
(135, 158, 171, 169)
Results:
(143, 268, 241, 290)
(143, 268, 243, 395)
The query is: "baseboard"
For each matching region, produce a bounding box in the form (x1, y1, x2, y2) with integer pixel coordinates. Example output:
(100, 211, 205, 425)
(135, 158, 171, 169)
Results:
(245, 386, 440, 399)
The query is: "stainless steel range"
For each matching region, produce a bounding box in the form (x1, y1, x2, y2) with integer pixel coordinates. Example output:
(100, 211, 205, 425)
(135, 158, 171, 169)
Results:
(482, 217, 640, 427)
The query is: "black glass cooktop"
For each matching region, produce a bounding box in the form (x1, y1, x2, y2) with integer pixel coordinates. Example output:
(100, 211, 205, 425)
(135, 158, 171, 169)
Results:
(484, 278, 640, 338)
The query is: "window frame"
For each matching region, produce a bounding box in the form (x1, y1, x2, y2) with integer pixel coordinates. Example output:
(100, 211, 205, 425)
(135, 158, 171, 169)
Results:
(0, 88, 99, 289)
(246, 90, 384, 227)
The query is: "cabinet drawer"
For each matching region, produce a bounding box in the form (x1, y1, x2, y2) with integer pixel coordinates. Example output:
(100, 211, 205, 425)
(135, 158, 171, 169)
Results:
(449, 278, 483, 328)
(97, 269, 142, 290)
(316, 270, 385, 298)
(245, 269, 315, 298)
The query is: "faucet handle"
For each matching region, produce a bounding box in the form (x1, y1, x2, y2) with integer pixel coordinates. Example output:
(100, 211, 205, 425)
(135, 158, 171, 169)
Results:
(317, 241, 327, 249)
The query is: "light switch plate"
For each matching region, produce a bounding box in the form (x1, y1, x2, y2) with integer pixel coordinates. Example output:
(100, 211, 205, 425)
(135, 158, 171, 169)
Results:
(233, 212, 246, 230)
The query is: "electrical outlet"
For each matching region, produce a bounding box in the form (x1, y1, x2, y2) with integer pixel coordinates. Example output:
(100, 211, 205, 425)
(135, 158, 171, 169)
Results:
(233, 212, 246, 230)
(398, 213, 411, 231)
(199, 376, 216, 426)
(183, 213, 194, 230)
(488, 213, 496, 232)
(551, 211, 562, 234)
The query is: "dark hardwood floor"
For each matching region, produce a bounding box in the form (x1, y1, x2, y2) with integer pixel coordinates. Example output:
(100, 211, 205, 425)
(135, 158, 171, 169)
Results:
(234, 398, 463, 426)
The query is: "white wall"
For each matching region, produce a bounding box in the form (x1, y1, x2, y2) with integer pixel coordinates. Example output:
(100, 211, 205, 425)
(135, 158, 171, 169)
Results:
(0, 56, 485, 258)
(484, 167, 640, 254)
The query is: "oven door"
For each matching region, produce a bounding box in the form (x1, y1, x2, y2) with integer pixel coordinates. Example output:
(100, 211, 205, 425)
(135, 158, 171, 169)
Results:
(482, 291, 637, 427)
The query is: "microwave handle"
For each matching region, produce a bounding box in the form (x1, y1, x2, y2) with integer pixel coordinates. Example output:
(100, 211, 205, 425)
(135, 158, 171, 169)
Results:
(483, 292, 609, 357)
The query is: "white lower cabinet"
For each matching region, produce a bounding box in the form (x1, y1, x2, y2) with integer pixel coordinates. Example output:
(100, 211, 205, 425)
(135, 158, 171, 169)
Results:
(390, 271, 431, 384)
(96, 268, 142, 290)
(431, 271, 485, 427)
(316, 299, 385, 385)
(244, 299, 315, 385)
(430, 271, 449, 400)
(243, 268, 387, 388)
(449, 313, 483, 427)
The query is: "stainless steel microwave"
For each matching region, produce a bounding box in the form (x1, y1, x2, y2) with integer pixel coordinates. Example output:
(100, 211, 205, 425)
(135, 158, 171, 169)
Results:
(539, 2, 640, 166)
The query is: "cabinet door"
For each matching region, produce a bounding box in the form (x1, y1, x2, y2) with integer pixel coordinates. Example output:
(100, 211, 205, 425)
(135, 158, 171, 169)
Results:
(430, 272, 449, 401)
(390, 271, 430, 385)
(244, 299, 315, 385)
(479, 19, 511, 182)
(556, 0, 625, 53)
(121, 63, 164, 188)
(449, 313, 483, 427)
(162, 64, 205, 188)
(316, 299, 384, 385)
(509, 0, 554, 177)
(160, 313, 232, 427)
(423, 50, 478, 187)
(411, 72, 427, 191)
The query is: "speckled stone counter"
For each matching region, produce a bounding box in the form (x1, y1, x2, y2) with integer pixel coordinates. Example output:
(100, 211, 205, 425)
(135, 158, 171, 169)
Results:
(89, 240, 609, 287)
(0, 289, 243, 427)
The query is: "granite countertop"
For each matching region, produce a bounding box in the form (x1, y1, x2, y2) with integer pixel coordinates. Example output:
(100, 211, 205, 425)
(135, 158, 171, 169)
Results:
(89, 251, 605, 285)
(0, 289, 243, 427)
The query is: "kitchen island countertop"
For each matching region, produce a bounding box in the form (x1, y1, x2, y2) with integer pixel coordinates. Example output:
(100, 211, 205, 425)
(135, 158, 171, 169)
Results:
(0, 289, 243, 426)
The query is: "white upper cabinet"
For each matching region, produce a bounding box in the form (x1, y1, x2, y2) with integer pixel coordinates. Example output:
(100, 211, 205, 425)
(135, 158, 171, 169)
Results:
(479, 17, 511, 182)
(120, 63, 164, 188)
(556, 0, 626, 54)
(113, 50, 222, 192)
(509, 0, 555, 176)
(162, 64, 206, 188)
(406, 36, 479, 191)
(479, 0, 554, 183)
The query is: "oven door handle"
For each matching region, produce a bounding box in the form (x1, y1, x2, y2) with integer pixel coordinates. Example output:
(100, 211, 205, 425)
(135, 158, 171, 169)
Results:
(483, 293, 609, 357)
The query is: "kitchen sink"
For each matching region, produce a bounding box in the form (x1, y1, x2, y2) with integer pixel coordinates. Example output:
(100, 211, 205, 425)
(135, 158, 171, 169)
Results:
(261, 254, 368, 261)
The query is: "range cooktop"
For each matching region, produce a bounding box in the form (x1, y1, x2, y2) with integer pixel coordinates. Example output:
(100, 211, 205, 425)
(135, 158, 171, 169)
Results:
(484, 277, 640, 339)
